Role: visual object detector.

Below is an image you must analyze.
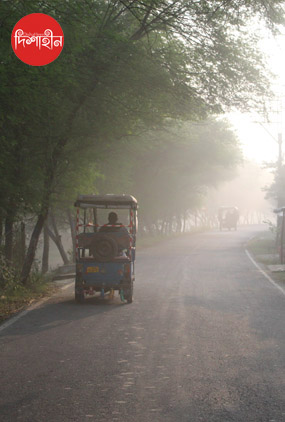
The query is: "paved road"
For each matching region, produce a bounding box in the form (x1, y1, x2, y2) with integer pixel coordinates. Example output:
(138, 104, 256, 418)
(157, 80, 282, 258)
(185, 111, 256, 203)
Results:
(0, 225, 284, 422)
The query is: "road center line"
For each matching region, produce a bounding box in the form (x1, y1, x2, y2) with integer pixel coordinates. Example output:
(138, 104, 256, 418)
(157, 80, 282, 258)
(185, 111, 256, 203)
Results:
(245, 249, 285, 297)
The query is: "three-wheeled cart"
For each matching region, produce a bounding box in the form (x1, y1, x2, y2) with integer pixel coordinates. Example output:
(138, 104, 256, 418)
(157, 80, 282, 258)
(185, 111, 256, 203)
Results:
(74, 194, 138, 303)
(218, 206, 239, 231)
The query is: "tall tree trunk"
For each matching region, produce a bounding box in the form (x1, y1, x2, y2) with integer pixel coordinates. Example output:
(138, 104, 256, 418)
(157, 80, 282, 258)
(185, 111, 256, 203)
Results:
(176, 216, 182, 233)
(182, 213, 186, 233)
(147, 224, 153, 236)
(47, 228, 69, 265)
(20, 213, 46, 284)
(4, 214, 14, 263)
(42, 221, 49, 274)
(166, 220, 171, 235)
(0, 213, 3, 247)
(161, 220, 166, 235)
(19, 222, 26, 267)
(20, 85, 89, 283)
(48, 211, 69, 265)
(194, 212, 197, 228)
(67, 209, 76, 263)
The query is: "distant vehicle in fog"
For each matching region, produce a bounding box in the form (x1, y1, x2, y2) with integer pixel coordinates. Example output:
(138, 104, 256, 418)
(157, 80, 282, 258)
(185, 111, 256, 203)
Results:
(218, 206, 239, 231)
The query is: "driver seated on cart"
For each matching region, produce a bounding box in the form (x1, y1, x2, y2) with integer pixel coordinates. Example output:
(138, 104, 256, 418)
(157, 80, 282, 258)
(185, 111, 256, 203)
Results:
(99, 212, 130, 256)
(99, 212, 128, 234)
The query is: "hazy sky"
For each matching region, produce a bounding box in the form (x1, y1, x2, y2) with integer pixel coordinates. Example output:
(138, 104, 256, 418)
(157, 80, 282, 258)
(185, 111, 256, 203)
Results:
(228, 27, 285, 164)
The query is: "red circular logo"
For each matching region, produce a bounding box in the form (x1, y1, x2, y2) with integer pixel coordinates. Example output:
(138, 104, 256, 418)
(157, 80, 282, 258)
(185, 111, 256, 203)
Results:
(11, 13, 64, 66)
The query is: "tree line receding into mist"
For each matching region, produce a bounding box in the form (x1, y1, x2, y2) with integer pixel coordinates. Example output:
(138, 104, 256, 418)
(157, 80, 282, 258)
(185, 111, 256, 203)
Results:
(0, 0, 284, 283)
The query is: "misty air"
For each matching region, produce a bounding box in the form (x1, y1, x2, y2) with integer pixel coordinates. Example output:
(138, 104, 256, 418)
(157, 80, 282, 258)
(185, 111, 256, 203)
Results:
(0, 2, 285, 421)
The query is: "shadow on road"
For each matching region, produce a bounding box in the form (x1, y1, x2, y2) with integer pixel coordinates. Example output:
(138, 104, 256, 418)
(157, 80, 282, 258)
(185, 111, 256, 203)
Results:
(1, 294, 127, 337)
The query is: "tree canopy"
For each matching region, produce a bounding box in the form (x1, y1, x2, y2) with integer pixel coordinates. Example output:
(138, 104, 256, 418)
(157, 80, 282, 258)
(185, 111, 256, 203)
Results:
(0, 0, 284, 279)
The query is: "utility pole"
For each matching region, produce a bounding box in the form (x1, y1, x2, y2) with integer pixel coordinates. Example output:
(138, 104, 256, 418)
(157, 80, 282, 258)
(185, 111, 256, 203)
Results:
(253, 99, 284, 249)
(276, 132, 283, 252)
(278, 133, 283, 173)
(277, 132, 283, 208)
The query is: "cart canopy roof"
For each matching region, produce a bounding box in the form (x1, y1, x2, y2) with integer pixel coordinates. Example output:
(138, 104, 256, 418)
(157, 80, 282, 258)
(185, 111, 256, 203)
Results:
(74, 194, 138, 209)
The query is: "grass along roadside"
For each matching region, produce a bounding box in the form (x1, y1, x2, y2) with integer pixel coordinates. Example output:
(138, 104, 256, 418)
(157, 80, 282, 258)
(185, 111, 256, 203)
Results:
(246, 230, 285, 285)
(0, 272, 58, 324)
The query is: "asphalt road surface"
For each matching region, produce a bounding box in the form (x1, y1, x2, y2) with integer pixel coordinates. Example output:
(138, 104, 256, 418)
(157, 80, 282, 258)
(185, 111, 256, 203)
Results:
(0, 225, 284, 422)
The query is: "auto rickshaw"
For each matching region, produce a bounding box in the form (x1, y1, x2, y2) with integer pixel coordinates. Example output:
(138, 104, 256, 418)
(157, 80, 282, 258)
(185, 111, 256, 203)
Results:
(218, 206, 239, 231)
(74, 194, 138, 303)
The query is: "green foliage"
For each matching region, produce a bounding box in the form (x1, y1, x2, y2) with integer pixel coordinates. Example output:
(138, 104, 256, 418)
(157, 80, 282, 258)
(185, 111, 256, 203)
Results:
(263, 219, 277, 235)
(264, 164, 285, 207)
(0, 251, 53, 322)
(1, 0, 284, 279)
(0, 253, 19, 294)
(1, 0, 282, 220)
(0, 251, 47, 295)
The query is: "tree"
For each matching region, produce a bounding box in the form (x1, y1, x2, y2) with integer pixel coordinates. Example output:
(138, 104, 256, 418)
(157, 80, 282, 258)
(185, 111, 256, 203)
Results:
(97, 118, 242, 233)
(0, 0, 284, 281)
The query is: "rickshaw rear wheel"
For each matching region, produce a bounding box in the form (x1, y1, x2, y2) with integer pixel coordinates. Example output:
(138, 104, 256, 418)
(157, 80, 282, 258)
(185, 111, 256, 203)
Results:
(125, 292, 133, 303)
(75, 290, 85, 303)
(124, 283, 133, 304)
